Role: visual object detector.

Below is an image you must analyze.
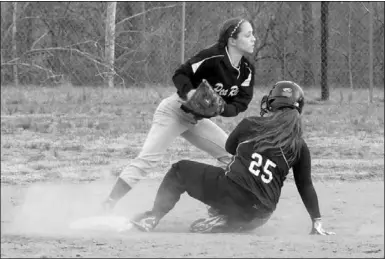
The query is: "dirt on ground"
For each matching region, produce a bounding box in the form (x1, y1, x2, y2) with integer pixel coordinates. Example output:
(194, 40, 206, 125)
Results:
(1, 87, 384, 257)
(1, 179, 384, 258)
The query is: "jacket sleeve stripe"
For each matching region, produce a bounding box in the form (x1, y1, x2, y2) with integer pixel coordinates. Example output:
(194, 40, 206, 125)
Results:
(191, 55, 224, 74)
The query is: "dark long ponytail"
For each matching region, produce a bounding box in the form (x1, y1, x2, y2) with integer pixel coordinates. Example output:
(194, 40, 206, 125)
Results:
(247, 109, 303, 166)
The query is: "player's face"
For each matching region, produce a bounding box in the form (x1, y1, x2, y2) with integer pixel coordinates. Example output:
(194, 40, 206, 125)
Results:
(234, 22, 256, 54)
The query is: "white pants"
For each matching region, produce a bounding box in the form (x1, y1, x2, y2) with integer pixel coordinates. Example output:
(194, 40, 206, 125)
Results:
(120, 93, 231, 186)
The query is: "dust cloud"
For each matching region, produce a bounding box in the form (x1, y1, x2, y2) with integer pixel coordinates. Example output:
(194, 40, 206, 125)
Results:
(2, 180, 158, 237)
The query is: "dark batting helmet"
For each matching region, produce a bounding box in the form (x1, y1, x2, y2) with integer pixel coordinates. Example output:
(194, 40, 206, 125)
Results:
(260, 81, 305, 116)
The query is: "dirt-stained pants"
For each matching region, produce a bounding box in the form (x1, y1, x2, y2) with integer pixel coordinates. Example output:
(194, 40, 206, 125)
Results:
(119, 93, 231, 186)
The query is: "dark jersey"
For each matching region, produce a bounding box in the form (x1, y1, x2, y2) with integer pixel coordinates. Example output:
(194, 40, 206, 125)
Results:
(225, 117, 321, 219)
(172, 44, 255, 118)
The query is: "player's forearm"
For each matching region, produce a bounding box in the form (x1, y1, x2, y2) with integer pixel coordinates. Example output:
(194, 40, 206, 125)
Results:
(221, 100, 250, 117)
(221, 103, 239, 117)
(173, 72, 194, 100)
(221, 88, 253, 117)
(298, 184, 321, 220)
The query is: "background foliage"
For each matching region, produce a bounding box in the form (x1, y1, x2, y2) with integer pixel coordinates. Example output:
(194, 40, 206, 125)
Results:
(1, 2, 384, 88)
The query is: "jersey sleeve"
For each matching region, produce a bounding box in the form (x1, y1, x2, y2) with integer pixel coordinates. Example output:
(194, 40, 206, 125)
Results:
(225, 118, 250, 155)
(172, 50, 214, 100)
(221, 65, 254, 117)
(293, 140, 322, 220)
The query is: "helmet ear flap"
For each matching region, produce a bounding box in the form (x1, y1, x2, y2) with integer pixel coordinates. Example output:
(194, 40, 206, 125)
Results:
(296, 98, 304, 114)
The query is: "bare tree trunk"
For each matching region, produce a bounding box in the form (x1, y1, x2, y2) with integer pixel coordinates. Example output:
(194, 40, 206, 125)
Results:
(22, 3, 33, 83)
(282, 46, 286, 80)
(279, 29, 286, 80)
(369, 1, 374, 103)
(142, 2, 146, 33)
(12, 2, 18, 86)
(105, 2, 117, 88)
(320, 1, 329, 101)
(301, 2, 314, 87)
(348, 2, 354, 89)
(141, 1, 146, 47)
(141, 2, 151, 81)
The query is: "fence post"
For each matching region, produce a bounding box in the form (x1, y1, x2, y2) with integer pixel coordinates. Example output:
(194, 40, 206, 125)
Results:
(320, 1, 329, 100)
(12, 2, 18, 86)
(348, 2, 354, 90)
(181, 1, 186, 64)
(369, 1, 374, 103)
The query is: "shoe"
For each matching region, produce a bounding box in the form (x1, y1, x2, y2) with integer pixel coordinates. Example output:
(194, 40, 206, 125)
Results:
(189, 214, 229, 233)
(130, 211, 160, 232)
(207, 206, 220, 217)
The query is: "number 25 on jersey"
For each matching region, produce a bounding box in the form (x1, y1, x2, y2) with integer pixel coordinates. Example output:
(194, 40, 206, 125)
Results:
(248, 153, 276, 184)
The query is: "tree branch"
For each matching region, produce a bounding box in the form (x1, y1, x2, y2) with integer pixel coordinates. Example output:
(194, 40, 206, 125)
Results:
(254, 17, 275, 61)
(361, 2, 370, 13)
(30, 32, 48, 50)
(1, 61, 60, 78)
(255, 55, 279, 62)
(116, 4, 180, 27)
(21, 47, 108, 68)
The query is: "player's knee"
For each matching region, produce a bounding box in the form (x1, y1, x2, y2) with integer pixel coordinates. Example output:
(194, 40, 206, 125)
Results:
(176, 159, 192, 167)
(171, 160, 191, 169)
(168, 160, 184, 175)
(168, 160, 191, 178)
(126, 156, 159, 178)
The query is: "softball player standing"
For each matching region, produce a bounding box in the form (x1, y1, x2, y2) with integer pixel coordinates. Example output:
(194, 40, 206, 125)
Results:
(103, 17, 257, 211)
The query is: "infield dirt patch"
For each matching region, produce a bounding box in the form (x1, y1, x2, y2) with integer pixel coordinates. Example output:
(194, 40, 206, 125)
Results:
(1, 179, 384, 258)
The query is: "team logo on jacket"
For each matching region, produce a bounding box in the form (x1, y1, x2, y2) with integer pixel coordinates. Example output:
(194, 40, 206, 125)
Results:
(229, 86, 239, 96)
(214, 83, 239, 97)
(214, 83, 227, 96)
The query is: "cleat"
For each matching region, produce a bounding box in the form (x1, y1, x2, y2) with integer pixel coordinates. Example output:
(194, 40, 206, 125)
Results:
(189, 214, 229, 233)
(130, 211, 160, 232)
(207, 206, 221, 217)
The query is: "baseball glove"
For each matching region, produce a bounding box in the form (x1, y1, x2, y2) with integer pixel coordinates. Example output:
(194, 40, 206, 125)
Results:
(181, 79, 225, 119)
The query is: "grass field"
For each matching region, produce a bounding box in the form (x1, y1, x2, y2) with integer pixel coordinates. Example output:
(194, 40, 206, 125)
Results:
(1, 84, 385, 258)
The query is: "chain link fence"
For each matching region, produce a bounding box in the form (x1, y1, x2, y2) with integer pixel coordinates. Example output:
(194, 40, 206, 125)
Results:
(1, 2, 384, 89)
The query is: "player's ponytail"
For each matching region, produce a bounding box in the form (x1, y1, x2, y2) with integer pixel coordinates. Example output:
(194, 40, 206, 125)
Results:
(247, 109, 303, 166)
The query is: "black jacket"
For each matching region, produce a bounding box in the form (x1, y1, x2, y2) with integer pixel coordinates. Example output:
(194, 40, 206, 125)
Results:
(224, 117, 321, 219)
(172, 44, 255, 117)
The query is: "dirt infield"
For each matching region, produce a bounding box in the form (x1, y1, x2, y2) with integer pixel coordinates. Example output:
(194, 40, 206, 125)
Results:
(1, 179, 384, 258)
(1, 86, 384, 257)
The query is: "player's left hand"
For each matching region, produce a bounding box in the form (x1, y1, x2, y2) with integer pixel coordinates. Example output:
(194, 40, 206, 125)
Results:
(310, 218, 335, 235)
(182, 79, 225, 119)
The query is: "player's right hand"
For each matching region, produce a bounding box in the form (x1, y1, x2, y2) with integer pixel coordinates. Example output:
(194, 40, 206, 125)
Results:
(310, 218, 335, 235)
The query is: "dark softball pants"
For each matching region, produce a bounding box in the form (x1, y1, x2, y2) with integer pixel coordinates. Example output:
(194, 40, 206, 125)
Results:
(150, 160, 272, 231)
